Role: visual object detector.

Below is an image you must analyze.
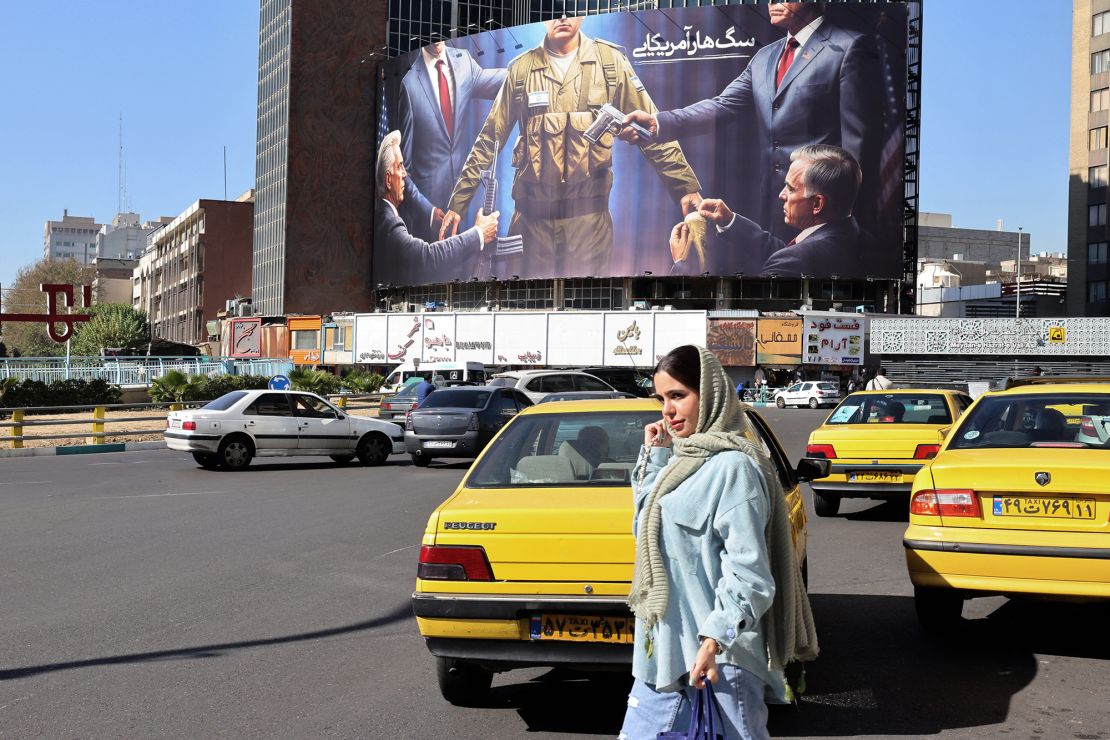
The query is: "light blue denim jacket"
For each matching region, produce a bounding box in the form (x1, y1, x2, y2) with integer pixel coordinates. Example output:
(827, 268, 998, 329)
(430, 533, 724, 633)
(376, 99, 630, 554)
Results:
(631, 445, 784, 700)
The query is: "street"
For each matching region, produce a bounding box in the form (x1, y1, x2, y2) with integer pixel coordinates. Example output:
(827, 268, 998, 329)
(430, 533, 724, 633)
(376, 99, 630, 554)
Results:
(0, 409, 1107, 739)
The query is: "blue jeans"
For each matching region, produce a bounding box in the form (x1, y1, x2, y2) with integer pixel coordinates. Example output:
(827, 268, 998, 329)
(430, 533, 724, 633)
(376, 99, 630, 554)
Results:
(618, 664, 769, 740)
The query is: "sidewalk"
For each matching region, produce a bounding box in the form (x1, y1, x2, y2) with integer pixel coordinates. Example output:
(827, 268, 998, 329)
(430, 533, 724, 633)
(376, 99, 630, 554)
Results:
(0, 440, 167, 459)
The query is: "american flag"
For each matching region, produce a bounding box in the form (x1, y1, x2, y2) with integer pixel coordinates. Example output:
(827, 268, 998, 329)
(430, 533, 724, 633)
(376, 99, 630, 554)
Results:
(876, 34, 904, 218)
(375, 67, 389, 151)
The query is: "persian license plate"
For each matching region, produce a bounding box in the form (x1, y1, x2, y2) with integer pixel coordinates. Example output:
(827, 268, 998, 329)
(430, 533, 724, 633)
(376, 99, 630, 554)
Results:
(424, 440, 455, 449)
(169, 419, 182, 429)
(993, 496, 1096, 519)
(529, 614, 634, 644)
(848, 471, 902, 483)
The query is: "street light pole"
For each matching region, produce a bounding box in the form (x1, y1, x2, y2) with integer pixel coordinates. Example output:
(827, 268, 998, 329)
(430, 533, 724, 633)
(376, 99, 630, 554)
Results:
(1016, 226, 1022, 320)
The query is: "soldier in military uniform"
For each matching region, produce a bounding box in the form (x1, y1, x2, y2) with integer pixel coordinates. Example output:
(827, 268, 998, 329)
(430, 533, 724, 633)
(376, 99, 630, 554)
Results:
(446, 15, 702, 278)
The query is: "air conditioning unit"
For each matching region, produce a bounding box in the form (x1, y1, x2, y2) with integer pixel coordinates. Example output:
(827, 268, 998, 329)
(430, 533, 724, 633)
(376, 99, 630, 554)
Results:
(237, 302, 252, 317)
(225, 298, 237, 312)
(663, 304, 675, 311)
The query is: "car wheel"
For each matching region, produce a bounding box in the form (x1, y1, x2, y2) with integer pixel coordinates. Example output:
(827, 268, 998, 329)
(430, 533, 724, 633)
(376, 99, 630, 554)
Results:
(192, 452, 220, 470)
(813, 491, 840, 517)
(356, 433, 391, 466)
(808, 397, 819, 409)
(435, 657, 492, 706)
(330, 455, 355, 464)
(776, 396, 786, 409)
(411, 452, 431, 467)
(217, 435, 254, 470)
(914, 586, 964, 633)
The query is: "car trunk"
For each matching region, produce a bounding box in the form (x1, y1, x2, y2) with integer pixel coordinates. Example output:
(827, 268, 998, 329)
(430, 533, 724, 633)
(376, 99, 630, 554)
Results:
(928, 449, 1110, 533)
(811, 424, 947, 459)
(412, 409, 474, 436)
(431, 487, 633, 587)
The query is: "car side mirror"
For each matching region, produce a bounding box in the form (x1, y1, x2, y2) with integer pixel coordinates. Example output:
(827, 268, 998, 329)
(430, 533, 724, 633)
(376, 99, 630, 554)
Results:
(337, 413, 346, 420)
(795, 457, 830, 482)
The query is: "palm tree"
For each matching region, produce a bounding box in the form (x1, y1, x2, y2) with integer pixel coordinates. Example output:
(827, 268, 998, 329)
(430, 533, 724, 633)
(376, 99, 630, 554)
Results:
(148, 370, 192, 402)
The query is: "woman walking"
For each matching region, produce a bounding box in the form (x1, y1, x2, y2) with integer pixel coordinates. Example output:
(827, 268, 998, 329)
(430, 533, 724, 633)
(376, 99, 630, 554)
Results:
(618, 345, 817, 739)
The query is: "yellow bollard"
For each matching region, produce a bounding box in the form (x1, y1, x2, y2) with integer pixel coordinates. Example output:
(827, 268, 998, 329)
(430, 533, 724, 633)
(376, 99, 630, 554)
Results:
(170, 402, 183, 412)
(89, 406, 106, 445)
(11, 410, 23, 449)
(335, 396, 348, 409)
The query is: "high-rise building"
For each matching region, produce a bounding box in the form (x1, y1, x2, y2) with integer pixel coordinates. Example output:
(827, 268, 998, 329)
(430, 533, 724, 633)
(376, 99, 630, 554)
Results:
(96, 213, 159, 261)
(43, 211, 104, 265)
(252, 0, 385, 316)
(1069, 0, 1110, 316)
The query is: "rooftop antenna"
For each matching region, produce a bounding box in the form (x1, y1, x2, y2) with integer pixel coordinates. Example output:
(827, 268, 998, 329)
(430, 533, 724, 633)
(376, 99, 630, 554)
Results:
(223, 145, 228, 200)
(117, 113, 124, 214)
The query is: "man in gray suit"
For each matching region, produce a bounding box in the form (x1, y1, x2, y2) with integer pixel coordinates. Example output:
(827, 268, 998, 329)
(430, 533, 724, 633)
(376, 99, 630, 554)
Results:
(621, 2, 880, 241)
(375, 131, 499, 285)
(397, 41, 506, 241)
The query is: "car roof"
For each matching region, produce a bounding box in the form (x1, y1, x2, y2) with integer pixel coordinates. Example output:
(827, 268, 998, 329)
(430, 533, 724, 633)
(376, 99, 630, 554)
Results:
(846, 388, 961, 396)
(517, 397, 661, 415)
(991, 378, 1110, 395)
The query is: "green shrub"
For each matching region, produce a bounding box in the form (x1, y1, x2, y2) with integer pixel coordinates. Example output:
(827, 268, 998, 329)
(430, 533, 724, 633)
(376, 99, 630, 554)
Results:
(0, 378, 122, 408)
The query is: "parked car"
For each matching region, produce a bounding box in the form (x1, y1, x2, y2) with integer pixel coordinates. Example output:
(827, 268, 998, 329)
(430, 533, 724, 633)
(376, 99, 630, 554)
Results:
(378, 383, 422, 425)
(405, 386, 533, 466)
(488, 369, 616, 403)
(804, 389, 974, 516)
(165, 390, 405, 470)
(903, 377, 1110, 632)
(576, 366, 652, 397)
(411, 398, 825, 705)
(774, 381, 842, 409)
(537, 390, 638, 403)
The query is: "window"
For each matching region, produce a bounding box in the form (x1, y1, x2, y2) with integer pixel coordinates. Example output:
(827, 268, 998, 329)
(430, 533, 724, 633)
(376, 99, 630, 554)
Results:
(291, 329, 317, 350)
(1094, 49, 1110, 74)
(828, 394, 952, 425)
(1089, 281, 1108, 303)
(1089, 241, 1108, 264)
(949, 392, 1110, 449)
(292, 394, 336, 418)
(1096, 10, 1110, 36)
(539, 374, 575, 393)
(1090, 203, 1107, 226)
(1091, 165, 1109, 189)
(1090, 126, 1108, 151)
(245, 393, 292, 416)
(576, 375, 611, 391)
(1094, 88, 1110, 111)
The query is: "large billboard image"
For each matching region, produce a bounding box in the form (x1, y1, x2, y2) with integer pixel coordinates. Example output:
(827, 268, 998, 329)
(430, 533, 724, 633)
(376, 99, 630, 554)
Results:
(374, 3, 907, 285)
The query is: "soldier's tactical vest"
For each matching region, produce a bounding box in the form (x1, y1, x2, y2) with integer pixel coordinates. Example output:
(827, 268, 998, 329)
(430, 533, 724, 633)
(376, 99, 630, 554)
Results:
(510, 41, 620, 189)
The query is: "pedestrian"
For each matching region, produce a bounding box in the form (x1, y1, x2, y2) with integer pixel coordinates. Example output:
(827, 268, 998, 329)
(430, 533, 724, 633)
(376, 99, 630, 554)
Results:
(1032, 366, 1045, 377)
(619, 345, 817, 739)
(415, 376, 436, 406)
(865, 367, 893, 391)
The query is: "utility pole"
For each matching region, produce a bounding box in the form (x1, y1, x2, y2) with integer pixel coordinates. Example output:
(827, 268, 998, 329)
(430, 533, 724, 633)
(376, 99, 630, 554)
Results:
(1016, 227, 1023, 320)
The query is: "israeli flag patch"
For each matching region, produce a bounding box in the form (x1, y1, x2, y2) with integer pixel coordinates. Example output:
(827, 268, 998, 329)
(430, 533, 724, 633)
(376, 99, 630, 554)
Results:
(527, 90, 550, 108)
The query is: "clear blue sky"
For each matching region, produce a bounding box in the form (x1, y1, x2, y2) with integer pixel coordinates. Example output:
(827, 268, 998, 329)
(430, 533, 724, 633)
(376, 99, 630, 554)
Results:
(0, 1, 1071, 294)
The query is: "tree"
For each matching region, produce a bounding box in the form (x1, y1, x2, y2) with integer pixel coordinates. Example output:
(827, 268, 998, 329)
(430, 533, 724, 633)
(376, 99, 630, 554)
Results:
(2, 258, 95, 357)
(70, 304, 150, 357)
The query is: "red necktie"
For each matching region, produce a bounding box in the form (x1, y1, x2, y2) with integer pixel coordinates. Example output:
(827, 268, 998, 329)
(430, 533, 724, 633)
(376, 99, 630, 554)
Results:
(775, 37, 800, 89)
(436, 59, 453, 138)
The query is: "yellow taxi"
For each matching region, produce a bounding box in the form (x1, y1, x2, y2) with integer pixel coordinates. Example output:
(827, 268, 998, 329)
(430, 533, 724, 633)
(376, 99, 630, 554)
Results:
(903, 378, 1110, 631)
(412, 398, 823, 705)
(804, 389, 973, 517)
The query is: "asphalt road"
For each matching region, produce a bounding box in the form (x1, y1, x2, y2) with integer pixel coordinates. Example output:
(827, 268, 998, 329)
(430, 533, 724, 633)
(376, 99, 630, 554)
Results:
(0, 409, 1107, 739)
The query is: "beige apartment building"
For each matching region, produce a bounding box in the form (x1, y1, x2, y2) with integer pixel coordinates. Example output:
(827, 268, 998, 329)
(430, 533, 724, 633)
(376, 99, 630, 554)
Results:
(134, 194, 254, 345)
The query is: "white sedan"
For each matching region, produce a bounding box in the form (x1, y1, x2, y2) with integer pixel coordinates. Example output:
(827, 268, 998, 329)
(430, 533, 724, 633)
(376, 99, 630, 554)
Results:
(165, 389, 405, 470)
(774, 381, 843, 409)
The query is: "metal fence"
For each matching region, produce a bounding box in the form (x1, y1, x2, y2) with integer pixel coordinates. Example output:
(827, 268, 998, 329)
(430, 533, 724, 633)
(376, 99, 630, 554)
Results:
(0, 356, 295, 385)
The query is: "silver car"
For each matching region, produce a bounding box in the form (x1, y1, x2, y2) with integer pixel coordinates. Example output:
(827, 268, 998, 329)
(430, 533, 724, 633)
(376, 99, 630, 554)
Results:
(165, 390, 405, 470)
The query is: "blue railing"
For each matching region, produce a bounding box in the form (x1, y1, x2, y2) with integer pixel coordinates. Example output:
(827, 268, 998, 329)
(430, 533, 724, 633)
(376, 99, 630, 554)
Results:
(0, 356, 294, 384)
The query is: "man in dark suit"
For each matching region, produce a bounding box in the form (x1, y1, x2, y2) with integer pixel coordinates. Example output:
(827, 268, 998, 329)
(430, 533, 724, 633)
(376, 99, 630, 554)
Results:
(397, 41, 506, 240)
(375, 131, 499, 285)
(620, 2, 880, 241)
(670, 145, 865, 278)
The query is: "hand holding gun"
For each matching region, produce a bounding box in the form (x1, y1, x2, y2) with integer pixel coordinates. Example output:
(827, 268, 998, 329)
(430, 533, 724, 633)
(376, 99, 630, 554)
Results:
(617, 109, 659, 145)
(585, 104, 657, 147)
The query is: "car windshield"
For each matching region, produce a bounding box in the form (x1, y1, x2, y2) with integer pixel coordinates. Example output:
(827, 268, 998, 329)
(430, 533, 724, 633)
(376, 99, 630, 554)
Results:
(466, 410, 662, 488)
(948, 392, 1110, 449)
(487, 377, 515, 388)
(817, 382, 839, 391)
(203, 391, 248, 410)
(419, 390, 492, 409)
(827, 393, 951, 425)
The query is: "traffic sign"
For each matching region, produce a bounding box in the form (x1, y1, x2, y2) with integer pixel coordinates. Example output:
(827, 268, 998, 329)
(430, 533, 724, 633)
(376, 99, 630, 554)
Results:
(268, 374, 291, 390)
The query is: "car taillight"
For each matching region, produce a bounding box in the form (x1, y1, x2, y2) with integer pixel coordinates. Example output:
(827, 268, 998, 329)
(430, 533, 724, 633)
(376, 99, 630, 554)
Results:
(405, 412, 413, 431)
(182, 421, 196, 431)
(806, 443, 837, 459)
(381, 402, 392, 411)
(418, 545, 493, 581)
(914, 444, 941, 459)
(910, 489, 981, 518)
(1081, 416, 1096, 436)
(468, 413, 480, 431)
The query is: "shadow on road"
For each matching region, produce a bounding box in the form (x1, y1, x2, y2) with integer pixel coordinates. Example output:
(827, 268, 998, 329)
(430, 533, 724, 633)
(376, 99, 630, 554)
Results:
(0, 603, 413, 682)
(841, 498, 909, 523)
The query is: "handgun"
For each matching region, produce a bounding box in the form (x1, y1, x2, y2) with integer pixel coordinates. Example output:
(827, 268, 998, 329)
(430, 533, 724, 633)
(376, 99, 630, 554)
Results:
(584, 104, 656, 146)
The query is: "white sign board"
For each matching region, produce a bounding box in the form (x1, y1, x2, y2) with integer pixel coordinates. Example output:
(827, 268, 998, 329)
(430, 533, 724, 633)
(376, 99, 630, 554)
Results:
(420, 314, 455, 364)
(654, 311, 708, 364)
(548, 313, 605, 366)
(493, 313, 547, 365)
(354, 314, 388, 363)
(800, 312, 866, 365)
(454, 313, 495, 364)
(603, 313, 653, 367)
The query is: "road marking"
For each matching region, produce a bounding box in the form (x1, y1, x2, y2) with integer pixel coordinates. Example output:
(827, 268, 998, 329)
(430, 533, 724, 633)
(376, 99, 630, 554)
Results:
(91, 491, 228, 500)
(89, 462, 122, 466)
(0, 481, 51, 486)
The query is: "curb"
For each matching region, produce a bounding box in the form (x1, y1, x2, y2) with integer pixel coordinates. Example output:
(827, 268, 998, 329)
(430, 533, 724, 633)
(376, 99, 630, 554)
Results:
(0, 441, 167, 459)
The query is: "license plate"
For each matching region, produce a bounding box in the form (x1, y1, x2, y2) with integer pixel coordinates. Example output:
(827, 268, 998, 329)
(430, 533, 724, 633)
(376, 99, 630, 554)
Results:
(529, 614, 634, 644)
(169, 419, 181, 429)
(424, 440, 455, 448)
(993, 496, 1096, 519)
(848, 471, 902, 483)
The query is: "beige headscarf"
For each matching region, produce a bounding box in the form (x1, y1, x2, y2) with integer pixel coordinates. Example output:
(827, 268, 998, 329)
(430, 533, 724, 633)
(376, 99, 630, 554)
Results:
(627, 346, 818, 673)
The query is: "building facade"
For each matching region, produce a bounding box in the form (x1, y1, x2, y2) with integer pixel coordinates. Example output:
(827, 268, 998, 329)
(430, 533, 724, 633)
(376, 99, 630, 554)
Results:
(135, 197, 254, 345)
(43, 212, 104, 264)
(95, 212, 160, 261)
(1069, 0, 1110, 315)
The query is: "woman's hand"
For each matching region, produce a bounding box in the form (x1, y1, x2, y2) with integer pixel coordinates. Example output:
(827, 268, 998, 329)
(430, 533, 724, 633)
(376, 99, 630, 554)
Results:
(644, 420, 671, 448)
(690, 639, 720, 688)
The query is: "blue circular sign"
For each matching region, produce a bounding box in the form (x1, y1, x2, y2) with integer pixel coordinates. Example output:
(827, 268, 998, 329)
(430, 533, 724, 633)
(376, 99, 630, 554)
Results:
(268, 374, 291, 391)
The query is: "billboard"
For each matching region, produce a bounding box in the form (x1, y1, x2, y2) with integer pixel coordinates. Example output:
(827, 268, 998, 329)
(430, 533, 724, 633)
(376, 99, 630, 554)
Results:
(801, 312, 866, 365)
(756, 318, 803, 366)
(374, 4, 907, 286)
(707, 319, 757, 367)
